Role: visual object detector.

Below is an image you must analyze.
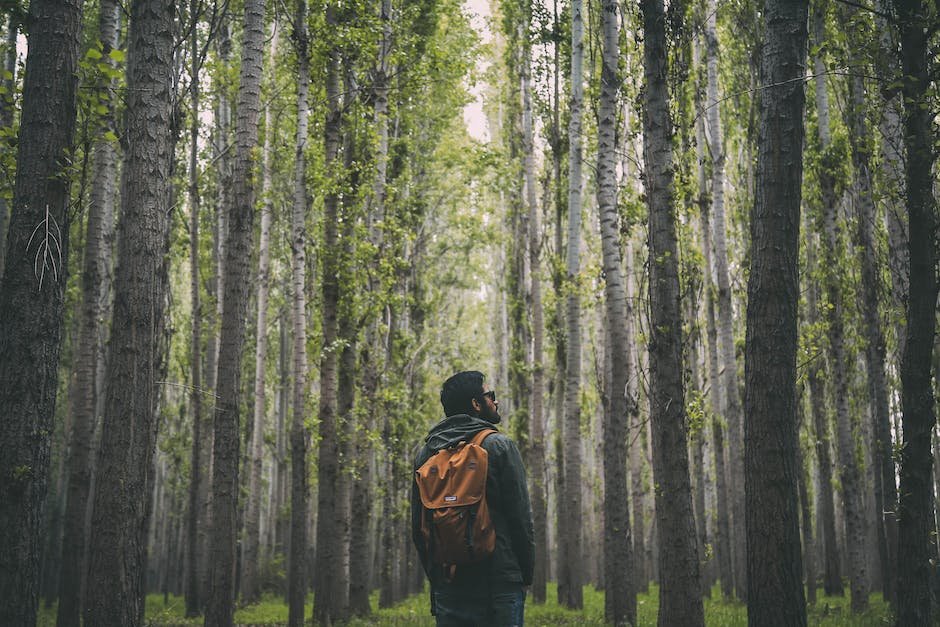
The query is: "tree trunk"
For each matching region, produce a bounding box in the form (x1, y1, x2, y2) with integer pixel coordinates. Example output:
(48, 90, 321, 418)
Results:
(704, 0, 746, 600)
(698, 141, 734, 602)
(287, 3, 310, 624)
(0, 0, 83, 621)
(241, 19, 279, 605)
(842, 2, 897, 606)
(797, 405, 816, 605)
(812, 8, 869, 610)
(82, 0, 176, 621)
(185, 0, 206, 614)
(314, 10, 344, 622)
(56, 1, 120, 624)
(597, 0, 634, 621)
(743, 0, 808, 623)
(522, 5, 548, 604)
(560, 0, 584, 608)
(206, 0, 265, 621)
(894, 0, 938, 623)
(641, 1, 704, 623)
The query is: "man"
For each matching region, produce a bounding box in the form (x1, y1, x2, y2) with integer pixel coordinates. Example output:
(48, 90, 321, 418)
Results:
(412, 371, 535, 627)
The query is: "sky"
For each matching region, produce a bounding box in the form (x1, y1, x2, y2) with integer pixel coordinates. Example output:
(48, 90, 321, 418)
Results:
(463, 0, 493, 143)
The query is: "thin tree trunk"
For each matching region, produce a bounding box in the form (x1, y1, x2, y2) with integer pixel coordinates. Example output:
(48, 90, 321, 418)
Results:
(597, 0, 633, 621)
(206, 0, 265, 621)
(522, 5, 548, 603)
(743, 0, 808, 623)
(314, 9, 344, 622)
(56, 1, 119, 624)
(812, 9, 868, 610)
(704, 0, 746, 600)
(843, 3, 897, 606)
(641, 2, 703, 624)
(0, 0, 83, 621)
(241, 19, 279, 605)
(83, 0, 176, 621)
(561, 0, 584, 608)
(185, 0, 206, 615)
(894, 0, 938, 623)
(797, 405, 816, 605)
(698, 127, 734, 602)
(287, 3, 310, 624)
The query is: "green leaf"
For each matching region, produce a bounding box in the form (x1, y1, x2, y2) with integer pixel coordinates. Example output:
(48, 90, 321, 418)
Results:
(86, 47, 103, 60)
(108, 48, 126, 63)
(104, 130, 118, 143)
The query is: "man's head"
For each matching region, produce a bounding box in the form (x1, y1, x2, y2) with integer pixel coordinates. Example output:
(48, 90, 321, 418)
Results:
(440, 370, 501, 424)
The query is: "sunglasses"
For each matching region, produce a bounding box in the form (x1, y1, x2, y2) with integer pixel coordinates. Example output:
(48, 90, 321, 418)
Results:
(482, 390, 497, 402)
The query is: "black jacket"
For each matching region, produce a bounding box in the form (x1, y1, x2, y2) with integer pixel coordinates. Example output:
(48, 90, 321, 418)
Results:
(411, 414, 535, 591)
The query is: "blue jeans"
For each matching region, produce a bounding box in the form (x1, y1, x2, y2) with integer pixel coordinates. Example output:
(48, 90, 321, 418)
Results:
(433, 587, 526, 627)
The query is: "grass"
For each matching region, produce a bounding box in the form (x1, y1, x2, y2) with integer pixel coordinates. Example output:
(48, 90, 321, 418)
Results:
(37, 583, 892, 625)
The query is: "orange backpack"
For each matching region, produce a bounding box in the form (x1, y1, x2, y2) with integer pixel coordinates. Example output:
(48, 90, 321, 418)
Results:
(415, 429, 497, 572)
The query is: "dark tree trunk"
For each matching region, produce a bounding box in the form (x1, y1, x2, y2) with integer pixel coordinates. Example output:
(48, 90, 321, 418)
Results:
(205, 0, 264, 621)
(313, 10, 344, 623)
(640, 1, 704, 624)
(597, 0, 634, 621)
(743, 0, 808, 624)
(82, 0, 176, 622)
(894, 0, 938, 624)
(56, 1, 120, 624)
(0, 0, 83, 621)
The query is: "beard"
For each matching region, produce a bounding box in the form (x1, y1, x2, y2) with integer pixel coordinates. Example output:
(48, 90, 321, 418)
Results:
(480, 404, 501, 424)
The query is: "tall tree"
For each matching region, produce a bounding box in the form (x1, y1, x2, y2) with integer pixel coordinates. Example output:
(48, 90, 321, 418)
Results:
(560, 0, 584, 608)
(0, 0, 83, 621)
(205, 0, 265, 621)
(82, 0, 177, 620)
(0, 15, 15, 276)
(704, 0, 746, 599)
(894, 0, 938, 623)
(313, 6, 345, 623)
(743, 0, 809, 623)
(596, 0, 634, 622)
(640, 0, 703, 623)
(185, 0, 206, 614)
(812, 8, 869, 611)
(288, 1, 310, 623)
(56, 0, 120, 623)
(241, 18, 279, 605)
(521, 0, 548, 604)
(842, 1, 897, 607)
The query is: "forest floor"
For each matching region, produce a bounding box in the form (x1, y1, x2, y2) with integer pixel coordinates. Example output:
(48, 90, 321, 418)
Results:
(37, 582, 891, 625)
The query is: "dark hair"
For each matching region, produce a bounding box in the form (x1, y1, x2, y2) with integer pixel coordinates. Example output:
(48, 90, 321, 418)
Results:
(440, 371, 486, 417)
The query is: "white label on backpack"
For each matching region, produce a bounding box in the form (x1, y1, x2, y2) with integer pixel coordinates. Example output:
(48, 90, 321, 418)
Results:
(445, 496, 457, 502)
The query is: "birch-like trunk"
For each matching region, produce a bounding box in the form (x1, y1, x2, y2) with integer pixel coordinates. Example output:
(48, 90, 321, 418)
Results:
(703, 0, 745, 599)
(522, 9, 548, 603)
(57, 1, 119, 623)
(701, 210, 734, 599)
(895, 0, 938, 622)
(287, 3, 310, 624)
(561, 0, 584, 607)
(241, 20, 279, 605)
(743, 0, 808, 622)
(843, 2, 897, 605)
(206, 0, 265, 620)
(83, 0, 176, 621)
(812, 9, 868, 611)
(597, 0, 633, 621)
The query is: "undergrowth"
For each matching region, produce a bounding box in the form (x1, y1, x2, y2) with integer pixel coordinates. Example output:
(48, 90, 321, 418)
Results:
(37, 582, 892, 625)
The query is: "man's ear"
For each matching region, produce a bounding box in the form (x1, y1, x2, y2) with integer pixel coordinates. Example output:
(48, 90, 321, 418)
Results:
(470, 397, 481, 412)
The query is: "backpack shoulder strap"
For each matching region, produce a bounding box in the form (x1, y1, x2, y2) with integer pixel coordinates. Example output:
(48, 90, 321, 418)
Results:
(470, 428, 497, 447)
